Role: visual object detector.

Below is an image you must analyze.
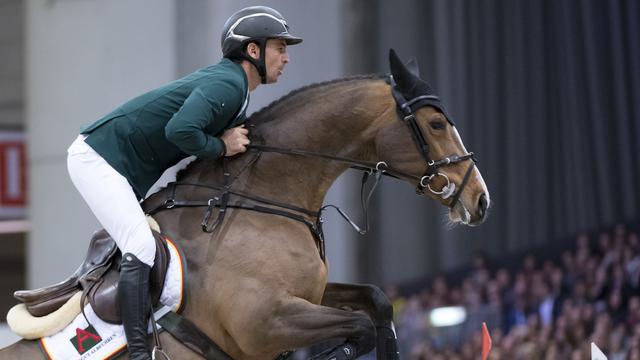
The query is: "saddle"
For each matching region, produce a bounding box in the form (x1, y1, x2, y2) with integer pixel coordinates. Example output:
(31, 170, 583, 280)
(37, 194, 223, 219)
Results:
(14, 229, 170, 324)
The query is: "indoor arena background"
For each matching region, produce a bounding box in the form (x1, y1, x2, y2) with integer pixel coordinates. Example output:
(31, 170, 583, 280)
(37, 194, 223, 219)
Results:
(0, 1, 638, 358)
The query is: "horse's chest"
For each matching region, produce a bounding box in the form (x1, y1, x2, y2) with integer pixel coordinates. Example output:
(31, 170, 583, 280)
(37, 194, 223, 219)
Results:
(215, 215, 328, 302)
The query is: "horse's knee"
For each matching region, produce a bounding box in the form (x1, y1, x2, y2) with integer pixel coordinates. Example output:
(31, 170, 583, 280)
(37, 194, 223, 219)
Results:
(362, 285, 400, 360)
(363, 284, 393, 324)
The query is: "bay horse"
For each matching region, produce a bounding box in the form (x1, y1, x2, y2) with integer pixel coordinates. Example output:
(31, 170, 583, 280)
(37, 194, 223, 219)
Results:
(1, 50, 489, 359)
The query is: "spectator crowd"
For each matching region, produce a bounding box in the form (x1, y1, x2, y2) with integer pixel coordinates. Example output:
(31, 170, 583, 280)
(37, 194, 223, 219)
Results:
(386, 223, 640, 359)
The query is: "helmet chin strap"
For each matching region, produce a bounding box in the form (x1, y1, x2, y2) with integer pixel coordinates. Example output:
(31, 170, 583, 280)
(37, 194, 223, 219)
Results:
(242, 40, 268, 84)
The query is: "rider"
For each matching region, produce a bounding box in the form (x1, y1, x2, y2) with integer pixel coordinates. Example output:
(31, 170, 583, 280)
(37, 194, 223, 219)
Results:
(66, 6, 301, 359)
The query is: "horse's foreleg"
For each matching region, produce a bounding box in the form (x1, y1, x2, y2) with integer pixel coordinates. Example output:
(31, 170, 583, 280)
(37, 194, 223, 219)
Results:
(321, 283, 399, 360)
(307, 341, 358, 360)
(234, 297, 375, 359)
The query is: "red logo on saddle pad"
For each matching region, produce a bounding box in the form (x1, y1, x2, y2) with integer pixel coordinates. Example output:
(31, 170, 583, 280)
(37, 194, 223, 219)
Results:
(70, 325, 102, 354)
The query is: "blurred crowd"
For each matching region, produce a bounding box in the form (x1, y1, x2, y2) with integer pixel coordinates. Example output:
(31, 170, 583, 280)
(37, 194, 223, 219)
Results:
(386, 223, 640, 359)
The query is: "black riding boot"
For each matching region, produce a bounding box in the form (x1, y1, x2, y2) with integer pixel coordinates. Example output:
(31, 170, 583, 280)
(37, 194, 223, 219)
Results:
(118, 253, 152, 360)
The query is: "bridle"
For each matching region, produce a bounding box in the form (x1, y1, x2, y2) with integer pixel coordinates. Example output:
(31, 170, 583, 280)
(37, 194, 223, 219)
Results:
(388, 75, 477, 207)
(145, 75, 477, 261)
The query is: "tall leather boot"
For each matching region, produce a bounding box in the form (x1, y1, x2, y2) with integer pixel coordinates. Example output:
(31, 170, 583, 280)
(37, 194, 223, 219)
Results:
(118, 253, 152, 360)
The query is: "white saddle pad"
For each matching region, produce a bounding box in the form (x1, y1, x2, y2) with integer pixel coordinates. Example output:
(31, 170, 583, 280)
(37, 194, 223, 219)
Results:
(39, 238, 186, 360)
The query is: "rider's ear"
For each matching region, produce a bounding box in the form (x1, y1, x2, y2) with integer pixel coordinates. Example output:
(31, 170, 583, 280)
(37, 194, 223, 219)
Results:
(246, 42, 260, 60)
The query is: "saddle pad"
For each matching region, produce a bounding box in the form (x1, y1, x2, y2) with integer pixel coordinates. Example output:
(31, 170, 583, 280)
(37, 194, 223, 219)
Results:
(39, 238, 186, 360)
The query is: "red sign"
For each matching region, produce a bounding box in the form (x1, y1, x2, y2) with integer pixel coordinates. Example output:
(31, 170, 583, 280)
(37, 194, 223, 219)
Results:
(0, 132, 27, 218)
(0, 141, 26, 205)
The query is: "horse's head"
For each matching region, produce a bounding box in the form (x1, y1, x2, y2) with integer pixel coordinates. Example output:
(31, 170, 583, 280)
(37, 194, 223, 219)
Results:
(375, 49, 490, 225)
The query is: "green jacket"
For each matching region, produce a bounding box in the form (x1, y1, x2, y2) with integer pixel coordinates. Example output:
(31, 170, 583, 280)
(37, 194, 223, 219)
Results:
(81, 58, 249, 199)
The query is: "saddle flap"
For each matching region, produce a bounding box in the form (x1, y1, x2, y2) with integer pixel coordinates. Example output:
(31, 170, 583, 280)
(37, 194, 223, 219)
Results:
(20, 290, 78, 318)
(87, 232, 170, 324)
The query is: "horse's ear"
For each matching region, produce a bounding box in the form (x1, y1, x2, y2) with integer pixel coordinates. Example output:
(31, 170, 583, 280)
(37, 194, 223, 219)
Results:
(389, 48, 415, 92)
(388, 48, 403, 81)
(405, 56, 420, 77)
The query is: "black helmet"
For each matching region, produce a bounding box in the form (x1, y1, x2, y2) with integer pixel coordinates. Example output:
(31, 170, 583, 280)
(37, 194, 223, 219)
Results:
(221, 6, 302, 83)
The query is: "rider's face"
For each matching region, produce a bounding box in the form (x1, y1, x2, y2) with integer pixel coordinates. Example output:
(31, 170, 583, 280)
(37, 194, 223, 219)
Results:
(263, 39, 289, 84)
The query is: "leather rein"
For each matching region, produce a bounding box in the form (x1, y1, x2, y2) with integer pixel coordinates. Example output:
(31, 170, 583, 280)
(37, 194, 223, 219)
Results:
(145, 75, 477, 261)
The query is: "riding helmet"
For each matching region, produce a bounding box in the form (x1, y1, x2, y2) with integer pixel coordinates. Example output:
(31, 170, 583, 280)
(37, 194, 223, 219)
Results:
(221, 6, 302, 83)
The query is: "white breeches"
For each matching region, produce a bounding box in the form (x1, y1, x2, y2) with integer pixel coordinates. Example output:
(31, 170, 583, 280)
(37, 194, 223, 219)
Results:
(67, 135, 156, 267)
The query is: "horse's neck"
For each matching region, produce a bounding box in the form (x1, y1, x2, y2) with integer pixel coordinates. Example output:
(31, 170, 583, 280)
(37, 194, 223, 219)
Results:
(248, 79, 392, 210)
(187, 79, 392, 211)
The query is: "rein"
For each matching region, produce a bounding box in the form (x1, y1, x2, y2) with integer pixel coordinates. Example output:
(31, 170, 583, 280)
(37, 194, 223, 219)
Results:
(246, 144, 423, 182)
(145, 76, 477, 261)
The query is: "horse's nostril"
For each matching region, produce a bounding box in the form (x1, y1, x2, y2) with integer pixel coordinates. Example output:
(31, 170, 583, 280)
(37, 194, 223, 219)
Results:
(478, 193, 488, 218)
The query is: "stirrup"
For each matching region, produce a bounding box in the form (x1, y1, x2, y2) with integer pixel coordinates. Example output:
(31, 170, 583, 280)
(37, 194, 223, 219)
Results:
(152, 347, 171, 360)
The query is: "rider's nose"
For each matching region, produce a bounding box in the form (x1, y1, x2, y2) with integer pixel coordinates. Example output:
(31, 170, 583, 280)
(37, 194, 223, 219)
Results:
(477, 193, 489, 220)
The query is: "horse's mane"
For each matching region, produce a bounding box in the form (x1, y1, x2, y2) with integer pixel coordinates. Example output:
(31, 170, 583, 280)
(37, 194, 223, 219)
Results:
(246, 73, 386, 125)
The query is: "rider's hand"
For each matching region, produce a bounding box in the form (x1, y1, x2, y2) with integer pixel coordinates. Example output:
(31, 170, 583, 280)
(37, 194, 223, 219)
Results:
(221, 125, 250, 157)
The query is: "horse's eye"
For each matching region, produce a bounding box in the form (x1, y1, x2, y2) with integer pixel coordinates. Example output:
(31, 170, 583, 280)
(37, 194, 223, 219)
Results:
(429, 120, 445, 130)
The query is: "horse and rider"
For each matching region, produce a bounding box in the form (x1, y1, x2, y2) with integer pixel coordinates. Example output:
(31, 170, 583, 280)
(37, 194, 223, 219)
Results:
(2, 5, 490, 360)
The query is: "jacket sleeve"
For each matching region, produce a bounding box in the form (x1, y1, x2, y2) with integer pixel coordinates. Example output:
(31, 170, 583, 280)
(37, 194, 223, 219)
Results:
(165, 80, 243, 159)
